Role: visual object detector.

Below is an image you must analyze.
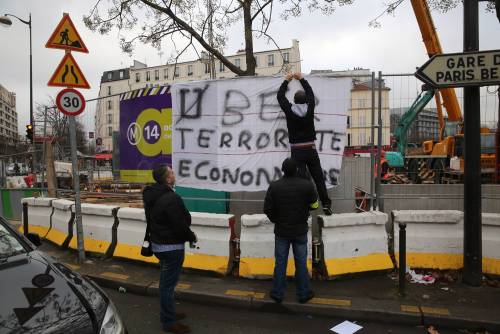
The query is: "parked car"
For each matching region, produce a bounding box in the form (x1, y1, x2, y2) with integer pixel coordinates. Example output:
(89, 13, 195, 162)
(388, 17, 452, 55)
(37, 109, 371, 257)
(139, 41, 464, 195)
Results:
(0, 217, 126, 334)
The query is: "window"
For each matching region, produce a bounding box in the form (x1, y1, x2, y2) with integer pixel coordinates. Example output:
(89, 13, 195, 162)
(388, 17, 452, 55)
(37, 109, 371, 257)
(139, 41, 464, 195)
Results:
(188, 65, 193, 76)
(347, 134, 351, 146)
(347, 116, 350, 128)
(107, 100, 112, 110)
(205, 63, 210, 74)
(219, 62, 225, 72)
(107, 72, 112, 80)
(234, 58, 240, 69)
(359, 132, 366, 145)
(119, 70, 124, 79)
(155, 69, 159, 80)
(174, 67, 179, 77)
(107, 114, 112, 124)
(359, 114, 365, 127)
(146, 71, 151, 81)
(135, 73, 140, 82)
(359, 99, 366, 108)
(107, 86, 111, 96)
(254, 56, 258, 67)
(164, 68, 168, 79)
(283, 52, 289, 63)
(108, 126, 113, 136)
(267, 54, 274, 66)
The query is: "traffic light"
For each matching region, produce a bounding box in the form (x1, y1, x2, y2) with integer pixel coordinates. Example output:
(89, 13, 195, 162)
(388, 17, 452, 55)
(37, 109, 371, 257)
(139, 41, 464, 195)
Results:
(26, 124, 33, 142)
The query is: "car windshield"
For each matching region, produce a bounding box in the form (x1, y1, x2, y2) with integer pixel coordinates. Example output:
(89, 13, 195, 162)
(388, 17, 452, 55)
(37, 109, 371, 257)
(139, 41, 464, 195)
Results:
(0, 223, 26, 259)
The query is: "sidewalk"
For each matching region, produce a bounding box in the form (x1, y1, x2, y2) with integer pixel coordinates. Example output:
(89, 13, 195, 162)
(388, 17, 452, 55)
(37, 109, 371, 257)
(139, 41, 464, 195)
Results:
(38, 241, 500, 332)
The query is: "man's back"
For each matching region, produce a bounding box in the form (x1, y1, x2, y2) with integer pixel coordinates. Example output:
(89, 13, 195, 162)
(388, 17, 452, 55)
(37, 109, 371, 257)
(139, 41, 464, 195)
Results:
(264, 176, 317, 237)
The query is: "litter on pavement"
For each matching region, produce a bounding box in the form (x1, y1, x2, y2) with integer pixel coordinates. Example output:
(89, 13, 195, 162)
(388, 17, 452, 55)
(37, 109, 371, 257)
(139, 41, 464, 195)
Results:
(329, 320, 363, 334)
(407, 268, 436, 284)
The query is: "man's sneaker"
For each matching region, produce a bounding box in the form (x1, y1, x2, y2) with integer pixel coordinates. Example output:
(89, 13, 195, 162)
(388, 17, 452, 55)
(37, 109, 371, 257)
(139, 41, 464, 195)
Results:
(269, 292, 283, 303)
(323, 206, 333, 216)
(164, 322, 191, 334)
(298, 291, 315, 304)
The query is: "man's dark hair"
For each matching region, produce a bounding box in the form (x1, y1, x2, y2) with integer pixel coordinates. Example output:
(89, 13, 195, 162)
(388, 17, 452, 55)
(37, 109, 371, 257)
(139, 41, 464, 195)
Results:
(294, 90, 306, 104)
(152, 165, 168, 184)
(281, 158, 297, 177)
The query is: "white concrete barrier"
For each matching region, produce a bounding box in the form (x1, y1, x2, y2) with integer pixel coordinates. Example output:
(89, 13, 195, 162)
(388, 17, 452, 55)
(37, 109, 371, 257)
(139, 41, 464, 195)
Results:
(392, 210, 463, 270)
(239, 214, 312, 278)
(481, 213, 500, 275)
(319, 211, 392, 276)
(68, 203, 118, 255)
(114, 208, 156, 263)
(46, 199, 74, 246)
(20, 197, 56, 237)
(185, 212, 235, 274)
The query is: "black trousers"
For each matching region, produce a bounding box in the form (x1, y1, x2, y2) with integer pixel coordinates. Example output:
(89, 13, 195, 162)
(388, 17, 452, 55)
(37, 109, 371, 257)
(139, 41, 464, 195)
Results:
(291, 147, 331, 208)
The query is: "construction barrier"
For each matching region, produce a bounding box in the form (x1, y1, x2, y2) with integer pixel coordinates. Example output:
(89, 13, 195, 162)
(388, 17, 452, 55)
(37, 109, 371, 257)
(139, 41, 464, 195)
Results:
(392, 210, 464, 270)
(68, 203, 119, 255)
(477, 213, 500, 275)
(46, 199, 74, 247)
(239, 214, 312, 278)
(319, 211, 392, 276)
(20, 197, 56, 237)
(184, 213, 235, 274)
(114, 207, 157, 263)
(1, 188, 44, 220)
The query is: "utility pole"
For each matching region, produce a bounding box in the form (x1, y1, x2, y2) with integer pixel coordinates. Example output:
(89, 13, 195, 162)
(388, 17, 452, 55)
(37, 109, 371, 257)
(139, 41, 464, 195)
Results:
(462, 0, 482, 286)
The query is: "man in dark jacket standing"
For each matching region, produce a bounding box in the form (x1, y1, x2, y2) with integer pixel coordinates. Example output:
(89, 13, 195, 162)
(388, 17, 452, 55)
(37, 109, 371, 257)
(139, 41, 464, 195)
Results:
(143, 165, 196, 334)
(277, 72, 333, 215)
(264, 158, 318, 304)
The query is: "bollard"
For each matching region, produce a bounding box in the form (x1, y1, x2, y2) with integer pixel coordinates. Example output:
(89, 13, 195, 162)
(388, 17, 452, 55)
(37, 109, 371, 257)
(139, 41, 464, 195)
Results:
(22, 202, 29, 236)
(399, 222, 407, 296)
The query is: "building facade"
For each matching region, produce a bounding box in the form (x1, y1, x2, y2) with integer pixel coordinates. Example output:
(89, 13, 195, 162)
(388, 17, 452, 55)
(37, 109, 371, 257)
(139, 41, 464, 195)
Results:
(0, 84, 18, 143)
(390, 107, 441, 146)
(96, 40, 301, 151)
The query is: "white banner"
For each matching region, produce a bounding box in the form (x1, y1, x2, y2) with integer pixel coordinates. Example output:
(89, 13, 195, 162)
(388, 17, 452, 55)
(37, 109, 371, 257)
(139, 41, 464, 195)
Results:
(171, 76, 350, 192)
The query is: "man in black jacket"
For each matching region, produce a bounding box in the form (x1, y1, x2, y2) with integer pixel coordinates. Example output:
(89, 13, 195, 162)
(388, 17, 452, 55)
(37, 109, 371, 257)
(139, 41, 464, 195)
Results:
(143, 165, 196, 334)
(264, 158, 318, 304)
(277, 72, 333, 215)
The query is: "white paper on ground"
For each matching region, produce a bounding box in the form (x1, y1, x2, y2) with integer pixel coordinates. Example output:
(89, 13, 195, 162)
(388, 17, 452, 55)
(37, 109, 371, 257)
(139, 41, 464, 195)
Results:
(329, 320, 363, 334)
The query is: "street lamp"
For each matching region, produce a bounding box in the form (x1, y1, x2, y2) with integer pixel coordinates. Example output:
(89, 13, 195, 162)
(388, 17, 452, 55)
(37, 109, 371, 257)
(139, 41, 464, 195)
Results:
(0, 13, 35, 174)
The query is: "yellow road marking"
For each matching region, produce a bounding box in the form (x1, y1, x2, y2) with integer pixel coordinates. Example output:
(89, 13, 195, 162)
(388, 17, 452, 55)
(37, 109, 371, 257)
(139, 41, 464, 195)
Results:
(176, 283, 191, 290)
(100, 272, 129, 281)
(63, 263, 81, 270)
(310, 298, 351, 306)
(421, 307, 450, 316)
(225, 289, 265, 299)
(401, 305, 420, 313)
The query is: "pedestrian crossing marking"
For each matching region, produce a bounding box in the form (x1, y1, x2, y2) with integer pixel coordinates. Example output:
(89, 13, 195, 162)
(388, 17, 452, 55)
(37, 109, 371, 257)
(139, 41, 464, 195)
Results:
(100, 272, 129, 280)
(421, 306, 450, 316)
(225, 289, 265, 299)
(401, 305, 420, 313)
(176, 283, 191, 290)
(310, 298, 351, 306)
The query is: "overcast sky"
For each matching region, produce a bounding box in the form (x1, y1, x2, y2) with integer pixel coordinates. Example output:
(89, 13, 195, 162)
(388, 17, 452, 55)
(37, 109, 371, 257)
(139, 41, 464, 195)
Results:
(1, 0, 499, 132)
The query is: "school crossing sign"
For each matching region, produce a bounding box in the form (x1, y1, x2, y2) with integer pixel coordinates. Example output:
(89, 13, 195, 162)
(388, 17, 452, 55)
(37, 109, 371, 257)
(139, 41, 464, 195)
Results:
(415, 49, 500, 88)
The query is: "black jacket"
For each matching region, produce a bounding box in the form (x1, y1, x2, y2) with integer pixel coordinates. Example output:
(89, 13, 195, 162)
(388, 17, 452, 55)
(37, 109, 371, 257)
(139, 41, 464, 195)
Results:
(277, 78, 316, 144)
(143, 183, 196, 245)
(263, 176, 318, 237)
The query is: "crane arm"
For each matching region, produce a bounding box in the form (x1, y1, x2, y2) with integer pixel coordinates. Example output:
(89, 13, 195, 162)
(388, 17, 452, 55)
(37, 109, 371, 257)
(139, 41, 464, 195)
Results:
(410, 0, 462, 122)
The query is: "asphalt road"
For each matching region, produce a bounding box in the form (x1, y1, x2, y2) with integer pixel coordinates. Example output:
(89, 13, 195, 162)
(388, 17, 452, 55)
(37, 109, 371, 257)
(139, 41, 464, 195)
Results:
(102, 287, 466, 334)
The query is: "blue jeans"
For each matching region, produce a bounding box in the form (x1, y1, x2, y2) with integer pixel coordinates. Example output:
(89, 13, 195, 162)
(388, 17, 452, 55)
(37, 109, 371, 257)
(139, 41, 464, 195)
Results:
(155, 250, 185, 328)
(271, 233, 311, 300)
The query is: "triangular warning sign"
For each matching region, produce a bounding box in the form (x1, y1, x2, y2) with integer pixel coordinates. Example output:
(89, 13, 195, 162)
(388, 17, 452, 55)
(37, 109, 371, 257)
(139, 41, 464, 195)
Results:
(48, 53, 90, 89)
(22, 287, 54, 306)
(46, 13, 89, 53)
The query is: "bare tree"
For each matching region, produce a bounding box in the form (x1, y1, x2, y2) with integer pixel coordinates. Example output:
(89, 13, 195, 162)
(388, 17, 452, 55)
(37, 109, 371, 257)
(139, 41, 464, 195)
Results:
(84, 0, 354, 77)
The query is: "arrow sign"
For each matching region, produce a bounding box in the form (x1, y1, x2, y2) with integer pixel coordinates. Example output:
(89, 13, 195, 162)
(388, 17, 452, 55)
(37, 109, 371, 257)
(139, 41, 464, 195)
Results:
(415, 49, 500, 88)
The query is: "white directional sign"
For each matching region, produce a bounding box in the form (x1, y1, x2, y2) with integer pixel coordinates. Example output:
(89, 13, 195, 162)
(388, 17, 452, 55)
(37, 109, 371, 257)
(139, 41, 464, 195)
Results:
(415, 49, 500, 88)
(56, 88, 86, 116)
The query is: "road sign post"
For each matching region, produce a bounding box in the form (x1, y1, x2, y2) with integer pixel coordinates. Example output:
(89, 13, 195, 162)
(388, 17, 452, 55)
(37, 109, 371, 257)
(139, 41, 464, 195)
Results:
(46, 13, 90, 263)
(462, 0, 482, 287)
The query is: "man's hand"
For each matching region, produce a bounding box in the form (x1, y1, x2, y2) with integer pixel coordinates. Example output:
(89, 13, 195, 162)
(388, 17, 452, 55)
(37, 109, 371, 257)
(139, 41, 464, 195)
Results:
(285, 73, 294, 81)
(293, 72, 303, 80)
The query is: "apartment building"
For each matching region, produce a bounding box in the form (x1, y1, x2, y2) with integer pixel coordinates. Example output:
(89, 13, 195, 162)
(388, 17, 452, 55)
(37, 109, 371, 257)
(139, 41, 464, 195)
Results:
(390, 107, 441, 145)
(96, 40, 301, 151)
(0, 84, 19, 142)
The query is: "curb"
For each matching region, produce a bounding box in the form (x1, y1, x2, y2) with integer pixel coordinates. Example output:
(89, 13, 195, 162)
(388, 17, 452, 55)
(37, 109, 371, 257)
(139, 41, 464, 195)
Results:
(84, 273, 500, 332)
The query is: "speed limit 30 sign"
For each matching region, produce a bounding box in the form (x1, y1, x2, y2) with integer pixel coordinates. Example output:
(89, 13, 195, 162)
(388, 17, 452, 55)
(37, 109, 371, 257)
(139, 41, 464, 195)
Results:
(56, 88, 86, 116)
